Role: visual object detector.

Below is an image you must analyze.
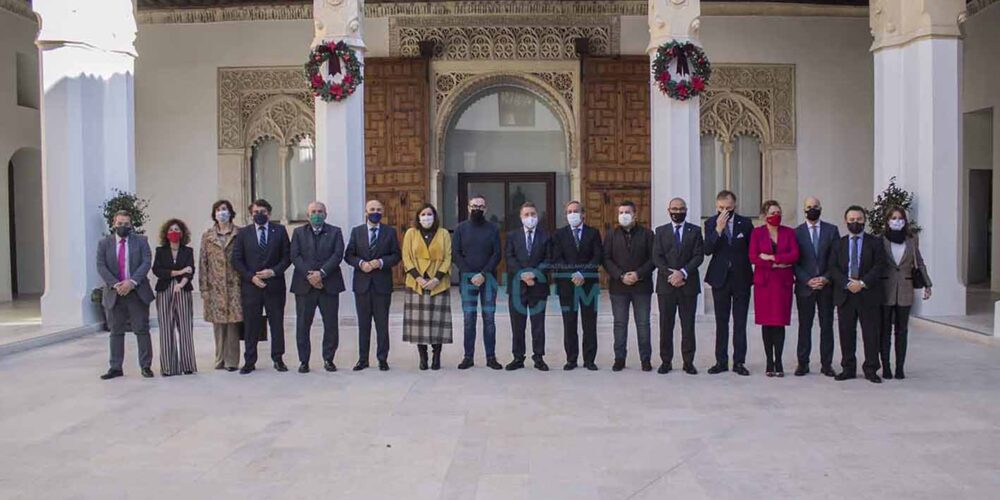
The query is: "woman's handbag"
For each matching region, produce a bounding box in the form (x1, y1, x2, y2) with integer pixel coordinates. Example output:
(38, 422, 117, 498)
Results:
(912, 265, 927, 290)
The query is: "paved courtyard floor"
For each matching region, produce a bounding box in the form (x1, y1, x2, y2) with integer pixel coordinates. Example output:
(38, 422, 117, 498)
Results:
(1, 302, 998, 499)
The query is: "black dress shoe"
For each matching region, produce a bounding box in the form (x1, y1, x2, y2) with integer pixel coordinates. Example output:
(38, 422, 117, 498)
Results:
(505, 359, 525, 371)
(226, 367, 238, 372)
(563, 362, 577, 371)
(239, 365, 255, 374)
(353, 360, 369, 371)
(894, 368, 905, 380)
(820, 365, 836, 377)
(794, 365, 809, 377)
(273, 360, 288, 372)
(657, 363, 672, 374)
(141, 368, 155, 378)
(100, 369, 124, 380)
(882, 368, 893, 380)
(612, 359, 625, 372)
(298, 363, 310, 374)
(584, 363, 599, 371)
(733, 363, 750, 376)
(834, 371, 855, 381)
(866, 373, 883, 384)
(641, 360, 653, 372)
(378, 360, 390, 371)
(534, 359, 550, 371)
(707, 364, 728, 375)
(457, 358, 474, 370)
(683, 364, 698, 375)
(487, 358, 503, 370)
(183, 371, 194, 375)
(324, 360, 337, 372)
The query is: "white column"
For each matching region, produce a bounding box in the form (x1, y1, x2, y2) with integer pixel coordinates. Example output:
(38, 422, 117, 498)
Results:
(871, 0, 966, 316)
(34, 0, 138, 327)
(312, 0, 366, 310)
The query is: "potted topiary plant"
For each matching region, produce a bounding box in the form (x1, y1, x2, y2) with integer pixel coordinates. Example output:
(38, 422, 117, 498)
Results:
(869, 176, 919, 236)
(92, 189, 151, 330)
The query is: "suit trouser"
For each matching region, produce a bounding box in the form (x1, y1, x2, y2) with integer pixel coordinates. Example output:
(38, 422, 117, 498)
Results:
(558, 284, 599, 365)
(242, 291, 287, 367)
(657, 292, 697, 366)
(610, 292, 652, 362)
(710, 284, 750, 366)
(461, 280, 498, 359)
(795, 287, 836, 368)
(108, 291, 153, 371)
(837, 294, 881, 376)
(295, 289, 340, 364)
(155, 289, 197, 375)
(356, 291, 392, 362)
(880, 305, 911, 371)
(212, 322, 241, 369)
(510, 297, 546, 360)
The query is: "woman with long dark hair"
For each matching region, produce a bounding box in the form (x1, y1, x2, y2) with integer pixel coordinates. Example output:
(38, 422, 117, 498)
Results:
(880, 206, 932, 380)
(153, 218, 197, 376)
(400, 204, 453, 370)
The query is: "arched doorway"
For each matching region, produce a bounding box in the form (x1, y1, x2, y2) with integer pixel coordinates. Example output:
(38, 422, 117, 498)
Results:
(7, 147, 44, 299)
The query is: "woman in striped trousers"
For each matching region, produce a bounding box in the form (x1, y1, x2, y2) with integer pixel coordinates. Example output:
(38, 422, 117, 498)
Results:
(153, 219, 197, 376)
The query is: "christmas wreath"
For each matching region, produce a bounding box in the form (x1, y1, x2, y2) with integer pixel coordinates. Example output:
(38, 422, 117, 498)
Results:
(652, 40, 711, 101)
(305, 40, 363, 102)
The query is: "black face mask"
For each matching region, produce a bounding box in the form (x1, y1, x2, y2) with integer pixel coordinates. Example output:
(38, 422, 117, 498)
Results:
(885, 229, 907, 244)
(114, 225, 132, 238)
(253, 213, 269, 226)
(805, 208, 821, 222)
(670, 212, 687, 224)
(470, 209, 485, 224)
(846, 221, 865, 235)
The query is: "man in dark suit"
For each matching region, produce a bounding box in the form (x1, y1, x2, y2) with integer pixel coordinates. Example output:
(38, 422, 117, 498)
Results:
(550, 200, 602, 371)
(345, 199, 401, 371)
(231, 199, 291, 374)
(827, 205, 886, 383)
(652, 198, 704, 375)
(703, 190, 754, 376)
(290, 201, 346, 373)
(603, 200, 657, 372)
(96, 211, 155, 380)
(793, 196, 840, 377)
(504, 202, 551, 371)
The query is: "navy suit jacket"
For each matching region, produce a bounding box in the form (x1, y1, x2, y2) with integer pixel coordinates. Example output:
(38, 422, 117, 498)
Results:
(230, 223, 291, 297)
(504, 227, 551, 301)
(703, 213, 754, 291)
(344, 224, 401, 295)
(793, 220, 840, 296)
(550, 224, 603, 294)
(826, 233, 886, 307)
(652, 222, 704, 296)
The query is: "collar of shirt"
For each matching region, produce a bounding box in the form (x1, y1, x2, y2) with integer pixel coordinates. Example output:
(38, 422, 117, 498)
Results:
(311, 225, 324, 235)
(115, 234, 129, 245)
(255, 223, 269, 233)
(523, 226, 535, 235)
(808, 221, 821, 230)
(673, 223, 684, 232)
(367, 222, 381, 231)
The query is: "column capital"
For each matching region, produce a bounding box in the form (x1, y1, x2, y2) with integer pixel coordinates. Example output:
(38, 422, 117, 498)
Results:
(647, 0, 701, 52)
(33, 0, 137, 56)
(869, 0, 965, 52)
(312, 0, 365, 49)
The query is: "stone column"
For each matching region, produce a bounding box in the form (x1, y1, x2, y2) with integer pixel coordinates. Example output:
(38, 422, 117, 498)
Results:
(648, 0, 702, 228)
(312, 0, 366, 311)
(870, 0, 966, 316)
(33, 0, 138, 327)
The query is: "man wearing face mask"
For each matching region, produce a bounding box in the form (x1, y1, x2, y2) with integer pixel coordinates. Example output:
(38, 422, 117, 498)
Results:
(793, 197, 840, 377)
(603, 200, 656, 372)
(231, 199, 292, 374)
(452, 195, 503, 370)
(289, 201, 346, 373)
(345, 199, 402, 371)
(504, 202, 552, 371)
(826, 205, 886, 383)
(97, 211, 156, 380)
(550, 201, 603, 370)
(652, 198, 704, 375)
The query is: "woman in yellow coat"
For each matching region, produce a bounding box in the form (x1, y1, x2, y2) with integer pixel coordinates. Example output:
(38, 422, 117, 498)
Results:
(401, 203, 453, 370)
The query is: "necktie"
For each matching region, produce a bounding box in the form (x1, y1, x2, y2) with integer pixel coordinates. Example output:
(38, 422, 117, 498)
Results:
(849, 236, 860, 279)
(526, 229, 534, 253)
(369, 226, 378, 246)
(674, 225, 682, 245)
(117, 238, 127, 281)
(574, 227, 582, 249)
(724, 219, 733, 241)
(810, 225, 819, 255)
(258, 226, 267, 250)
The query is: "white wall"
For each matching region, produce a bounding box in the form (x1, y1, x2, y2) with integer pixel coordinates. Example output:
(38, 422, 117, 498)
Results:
(0, 10, 41, 302)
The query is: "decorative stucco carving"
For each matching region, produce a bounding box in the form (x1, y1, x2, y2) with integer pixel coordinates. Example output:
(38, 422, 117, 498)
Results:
(435, 70, 574, 108)
(312, 0, 364, 48)
(647, 0, 701, 51)
(869, 0, 965, 51)
(218, 67, 313, 150)
(700, 64, 795, 147)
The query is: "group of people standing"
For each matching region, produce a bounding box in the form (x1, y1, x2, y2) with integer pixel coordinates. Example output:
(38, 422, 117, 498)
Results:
(97, 190, 930, 385)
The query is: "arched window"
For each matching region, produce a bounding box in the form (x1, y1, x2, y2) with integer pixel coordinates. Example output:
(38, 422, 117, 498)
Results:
(251, 135, 315, 223)
(700, 133, 762, 215)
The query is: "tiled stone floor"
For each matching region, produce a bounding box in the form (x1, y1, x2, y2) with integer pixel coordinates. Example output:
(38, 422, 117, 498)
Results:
(0, 300, 998, 499)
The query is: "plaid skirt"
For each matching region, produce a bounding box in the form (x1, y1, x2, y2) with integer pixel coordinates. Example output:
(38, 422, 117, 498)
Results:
(402, 290, 453, 345)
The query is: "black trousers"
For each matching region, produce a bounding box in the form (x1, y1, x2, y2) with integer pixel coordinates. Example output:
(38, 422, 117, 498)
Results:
(711, 284, 750, 366)
(837, 295, 881, 376)
(295, 290, 340, 364)
(242, 290, 286, 367)
(761, 325, 786, 369)
(510, 297, 546, 360)
(356, 291, 392, 362)
(107, 292, 153, 371)
(558, 284, 599, 365)
(795, 287, 836, 368)
(657, 292, 697, 366)
(881, 305, 911, 371)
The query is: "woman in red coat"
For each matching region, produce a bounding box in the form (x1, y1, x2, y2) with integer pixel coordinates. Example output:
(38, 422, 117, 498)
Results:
(749, 200, 800, 377)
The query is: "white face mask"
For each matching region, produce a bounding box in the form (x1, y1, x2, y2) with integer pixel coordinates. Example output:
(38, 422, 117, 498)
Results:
(216, 210, 231, 223)
(618, 213, 633, 227)
(888, 219, 906, 231)
(521, 216, 538, 229)
(419, 215, 435, 229)
(566, 212, 582, 227)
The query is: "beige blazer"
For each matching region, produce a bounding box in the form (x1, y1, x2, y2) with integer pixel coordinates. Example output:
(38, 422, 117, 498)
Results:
(882, 235, 932, 307)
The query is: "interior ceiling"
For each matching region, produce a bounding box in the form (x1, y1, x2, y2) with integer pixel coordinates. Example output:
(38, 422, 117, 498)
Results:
(135, 0, 873, 10)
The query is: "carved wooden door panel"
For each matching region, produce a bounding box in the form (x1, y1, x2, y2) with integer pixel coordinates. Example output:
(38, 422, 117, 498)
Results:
(364, 58, 430, 286)
(581, 57, 652, 286)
